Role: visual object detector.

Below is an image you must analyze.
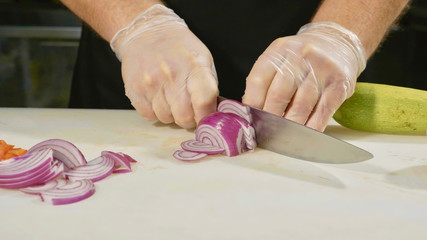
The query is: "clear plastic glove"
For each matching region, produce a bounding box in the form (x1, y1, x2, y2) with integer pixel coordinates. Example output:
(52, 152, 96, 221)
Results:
(242, 22, 366, 132)
(110, 4, 218, 129)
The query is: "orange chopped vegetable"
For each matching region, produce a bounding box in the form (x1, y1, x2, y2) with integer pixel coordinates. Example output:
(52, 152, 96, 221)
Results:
(0, 140, 27, 161)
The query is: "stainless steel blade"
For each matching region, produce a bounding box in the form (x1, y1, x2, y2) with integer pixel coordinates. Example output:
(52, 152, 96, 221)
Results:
(218, 97, 373, 163)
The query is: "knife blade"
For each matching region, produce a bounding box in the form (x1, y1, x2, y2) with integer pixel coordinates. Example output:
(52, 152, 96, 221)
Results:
(218, 96, 373, 163)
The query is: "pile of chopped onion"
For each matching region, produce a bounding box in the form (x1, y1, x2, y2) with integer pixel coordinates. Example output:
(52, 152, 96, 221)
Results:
(174, 99, 257, 161)
(0, 139, 137, 205)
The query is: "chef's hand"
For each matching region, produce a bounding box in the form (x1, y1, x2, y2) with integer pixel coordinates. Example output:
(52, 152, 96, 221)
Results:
(110, 4, 218, 129)
(242, 22, 366, 132)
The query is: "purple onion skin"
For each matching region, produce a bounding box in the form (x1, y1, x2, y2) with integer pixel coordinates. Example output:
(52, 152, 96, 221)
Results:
(198, 112, 248, 130)
(50, 188, 95, 205)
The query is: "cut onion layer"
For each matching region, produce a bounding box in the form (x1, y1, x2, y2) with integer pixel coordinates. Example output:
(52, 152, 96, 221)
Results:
(101, 151, 135, 173)
(181, 140, 225, 155)
(27, 139, 87, 170)
(173, 150, 207, 161)
(217, 99, 252, 123)
(21, 179, 68, 195)
(39, 160, 64, 184)
(0, 139, 137, 205)
(40, 179, 95, 205)
(0, 149, 53, 189)
(173, 99, 257, 161)
(65, 156, 115, 182)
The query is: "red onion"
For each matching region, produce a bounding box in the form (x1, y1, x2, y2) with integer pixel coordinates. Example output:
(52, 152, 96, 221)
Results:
(173, 150, 207, 161)
(38, 160, 64, 184)
(39, 179, 95, 205)
(0, 149, 53, 189)
(217, 98, 252, 123)
(0, 139, 137, 205)
(21, 179, 67, 195)
(181, 140, 224, 154)
(27, 139, 87, 170)
(101, 151, 134, 173)
(197, 112, 249, 156)
(173, 99, 256, 161)
(65, 156, 115, 182)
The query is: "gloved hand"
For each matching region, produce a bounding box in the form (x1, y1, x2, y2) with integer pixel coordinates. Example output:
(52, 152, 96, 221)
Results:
(110, 4, 218, 129)
(242, 22, 366, 132)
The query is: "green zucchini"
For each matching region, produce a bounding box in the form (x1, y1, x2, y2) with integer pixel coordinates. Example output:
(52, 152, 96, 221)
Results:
(333, 82, 427, 135)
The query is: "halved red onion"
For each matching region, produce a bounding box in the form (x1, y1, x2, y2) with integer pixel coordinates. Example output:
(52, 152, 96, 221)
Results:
(27, 139, 87, 170)
(196, 112, 251, 156)
(180, 140, 225, 155)
(64, 156, 115, 182)
(39, 179, 95, 205)
(173, 150, 207, 161)
(173, 99, 257, 161)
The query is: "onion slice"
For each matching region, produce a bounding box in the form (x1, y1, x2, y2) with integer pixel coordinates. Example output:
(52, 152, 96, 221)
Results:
(0, 149, 53, 189)
(64, 156, 115, 182)
(38, 160, 65, 184)
(21, 179, 68, 195)
(173, 150, 207, 161)
(217, 99, 252, 123)
(27, 139, 87, 170)
(101, 151, 135, 173)
(1, 139, 137, 205)
(0, 149, 52, 178)
(39, 179, 95, 205)
(180, 140, 225, 155)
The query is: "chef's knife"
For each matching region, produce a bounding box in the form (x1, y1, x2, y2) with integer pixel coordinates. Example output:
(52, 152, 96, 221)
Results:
(218, 96, 373, 163)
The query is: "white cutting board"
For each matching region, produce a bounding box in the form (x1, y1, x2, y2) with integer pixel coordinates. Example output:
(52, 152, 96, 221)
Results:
(0, 108, 426, 240)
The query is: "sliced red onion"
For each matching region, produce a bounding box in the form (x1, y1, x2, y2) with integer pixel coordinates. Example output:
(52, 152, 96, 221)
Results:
(101, 151, 135, 173)
(0, 166, 51, 189)
(38, 160, 65, 184)
(173, 150, 207, 161)
(236, 120, 256, 150)
(21, 179, 67, 195)
(39, 179, 95, 205)
(196, 112, 250, 156)
(174, 99, 257, 161)
(0, 162, 50, 184)
(180, 140, 225, 155)
(27, 139, 87, 170)
(115, 152, 137, 163)
(1, 139, 137, 205)
(0, 149, 53, 188)
(64, 156, 115, 182)
(217, 99, 252, 123)
(0, 149, 52, 178)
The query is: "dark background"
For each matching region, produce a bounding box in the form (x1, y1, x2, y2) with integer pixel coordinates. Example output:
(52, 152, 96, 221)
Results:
(358, 0, 427, 91)
(0, 0, 426, 108)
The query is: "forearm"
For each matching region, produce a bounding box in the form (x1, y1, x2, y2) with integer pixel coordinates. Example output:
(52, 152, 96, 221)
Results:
(60, 0, 163, 41)
(312, 0, 410, 58)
